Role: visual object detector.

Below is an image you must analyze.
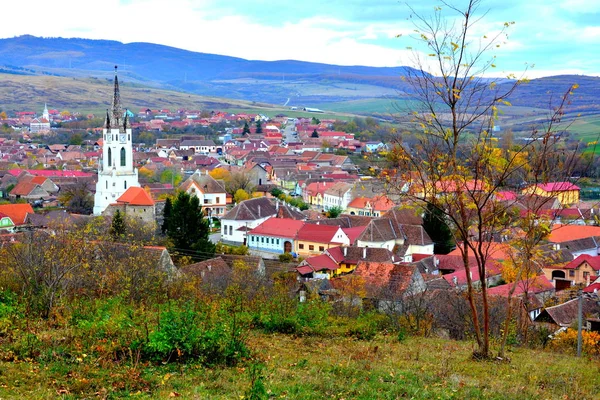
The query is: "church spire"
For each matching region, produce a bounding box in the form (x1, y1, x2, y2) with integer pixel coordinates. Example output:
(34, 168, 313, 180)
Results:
(110, 65, 123, 130)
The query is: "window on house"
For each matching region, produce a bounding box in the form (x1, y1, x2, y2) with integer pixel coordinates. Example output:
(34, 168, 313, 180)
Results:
(583, 271, 590, 278)
(319, 246, 325, 252)
(108, 148, 112, 167)
(216, 197, 220, 203)
(569, 270, 575, 277)
(223, 225, 227, 234)
(120, 147, 126, 166)
(277, 239, 280, 245)
(251, 236, 254, 242)
(204, 199, 209, 204)
(261, 237, 264, 243)
(309, 245, 314, 251)
(229, 226, 232, 235)
(271, 238, 274, 244)
(299, 244, 304, 249)
(124, 181, 127, 189)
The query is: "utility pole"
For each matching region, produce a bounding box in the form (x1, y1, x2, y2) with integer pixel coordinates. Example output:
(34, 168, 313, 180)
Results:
(577, 288, 583, 357)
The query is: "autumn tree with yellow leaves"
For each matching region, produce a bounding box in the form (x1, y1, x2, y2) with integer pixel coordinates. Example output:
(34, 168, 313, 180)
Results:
(388, 0, 585, 358)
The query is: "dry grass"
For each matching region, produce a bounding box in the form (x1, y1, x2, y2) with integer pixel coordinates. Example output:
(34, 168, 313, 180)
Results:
(0, 331, 598, 399)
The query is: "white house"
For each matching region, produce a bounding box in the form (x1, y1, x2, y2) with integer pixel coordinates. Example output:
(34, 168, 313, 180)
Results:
(179, 170, 227, 218)
(323, 182, 354, 211)
(221, 197, 305, 245)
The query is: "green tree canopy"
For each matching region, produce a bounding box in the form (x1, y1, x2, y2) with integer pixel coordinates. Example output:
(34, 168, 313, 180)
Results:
(166, 191, 215, 260)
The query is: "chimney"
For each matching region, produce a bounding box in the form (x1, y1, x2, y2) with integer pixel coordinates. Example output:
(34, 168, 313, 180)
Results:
(362, 247, 367, 259)
(343, 247, 347, 256)
(452, 276, 458, 286)
(276, 200, 279, 211)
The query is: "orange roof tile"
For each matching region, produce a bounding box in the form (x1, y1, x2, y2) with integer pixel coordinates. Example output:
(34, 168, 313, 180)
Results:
(0, 203, 34, 225)
(549, 225, 600, 243)
(116, 187, 155, 206)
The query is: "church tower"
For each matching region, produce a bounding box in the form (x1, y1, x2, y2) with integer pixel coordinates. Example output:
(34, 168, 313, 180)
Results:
(93, 66, 140, 215)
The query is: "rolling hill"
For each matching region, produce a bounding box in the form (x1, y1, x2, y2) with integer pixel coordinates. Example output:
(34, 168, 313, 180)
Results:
(0, 35, 599, 134)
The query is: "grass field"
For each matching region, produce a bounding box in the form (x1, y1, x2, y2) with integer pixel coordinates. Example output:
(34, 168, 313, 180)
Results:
(0, 331, 598, 399)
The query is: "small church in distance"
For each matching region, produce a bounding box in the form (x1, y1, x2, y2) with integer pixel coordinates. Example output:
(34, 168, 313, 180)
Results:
(93, 67, 141, 216)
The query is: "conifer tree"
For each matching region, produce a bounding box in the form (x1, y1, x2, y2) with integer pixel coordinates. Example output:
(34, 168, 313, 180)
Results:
(242, 121, 251, 135)
(255, 120, 263, 134)
(110, 209, 126, 240)
(311, 129, 319, 138)
(167, 191, 215, 260)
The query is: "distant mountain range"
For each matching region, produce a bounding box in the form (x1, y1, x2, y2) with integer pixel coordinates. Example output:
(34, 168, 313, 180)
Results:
(0, 35, 599, 117)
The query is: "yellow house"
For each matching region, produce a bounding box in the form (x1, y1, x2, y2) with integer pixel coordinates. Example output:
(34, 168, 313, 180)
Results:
(521, 182, 580, 206)
(543, 254, 600, 290)
(295, 223, 350, 258)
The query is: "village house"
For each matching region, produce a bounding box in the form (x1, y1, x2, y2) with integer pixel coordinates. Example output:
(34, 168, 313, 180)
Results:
(521, 182, 580, 206)
(296, 246, 396, 280)
(221, 197, 305, 246)
(179, 170, 228, 218)
(247, 217, 304, 256)
(543, 254, 600, 290)
(346, 261, 427, 313)
(295, 223, 350, 258)
(179, 139, 217, 154)
(323, 182, 354, 211)
(103, 186, 156, 224)
(346, 195, 395, 217)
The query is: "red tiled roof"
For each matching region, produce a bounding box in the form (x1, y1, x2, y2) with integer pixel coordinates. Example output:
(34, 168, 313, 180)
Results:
(487, 275, 554, 297)
(296, 224, 346, 244)
(116, 187, 155, 206)
(443, 260, 503, 287)
(583, 282, 600, 293)
(535, 182, 580, 192)
(0, 203, 34, 225)
(562, 254, 600, 271)
(7, 169, 92, 178)
(342, 226, 367, 244)
(249, 218, 304, 239)
(548, 225, 600, 243)
(300, 254, 339, 272)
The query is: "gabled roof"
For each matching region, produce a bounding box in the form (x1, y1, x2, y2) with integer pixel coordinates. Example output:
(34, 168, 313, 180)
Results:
(180, 170, 226, 194)
(248, 218, 304, 238)
(296, 224, 346, 244)
(353, 261, 419, 297)
(116, 187, 155, 206)
(536, 296, 600, 327)
(222, 197, 305, 221)
(534, 182, 580, 192)
(298, 254, 339, 274)
(0, 203, 34, 225)
(562, 254, 600, 272)
(326, 246, 395, 264)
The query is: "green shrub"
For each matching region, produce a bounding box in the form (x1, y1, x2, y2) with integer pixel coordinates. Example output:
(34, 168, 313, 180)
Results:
(144, 303, 249, 366)
(347, 312, 387, 340)
(278, 253, 294, 263)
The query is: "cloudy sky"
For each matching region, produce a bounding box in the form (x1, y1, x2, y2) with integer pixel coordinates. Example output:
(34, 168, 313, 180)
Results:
(3, 0, 598, 78)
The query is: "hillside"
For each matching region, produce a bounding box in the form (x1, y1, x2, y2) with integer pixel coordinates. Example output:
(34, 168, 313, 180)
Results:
(0, 332, 597, 399)
(0, 35, 598, 114)
(0, 73, 283, 115)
